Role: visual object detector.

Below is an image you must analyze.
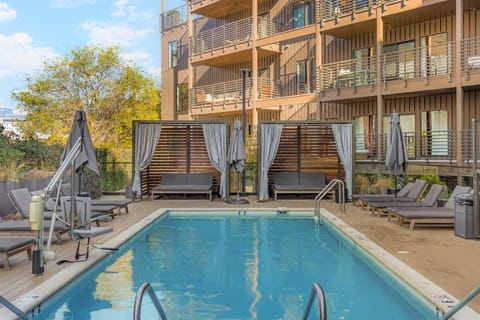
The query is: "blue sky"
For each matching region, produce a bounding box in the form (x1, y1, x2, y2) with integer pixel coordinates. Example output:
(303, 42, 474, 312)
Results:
(0, 0, 184, 114)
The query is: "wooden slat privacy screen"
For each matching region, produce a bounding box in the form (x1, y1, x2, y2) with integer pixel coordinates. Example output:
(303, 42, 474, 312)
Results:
(134, 121, 228, 197)
(262, 122, 346, 194)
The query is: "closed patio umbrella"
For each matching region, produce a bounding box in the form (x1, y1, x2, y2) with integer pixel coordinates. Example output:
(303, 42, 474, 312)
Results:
(61, 110, 99, 193)
(385, 112, 409, 198)
(226, 120, 249, 204)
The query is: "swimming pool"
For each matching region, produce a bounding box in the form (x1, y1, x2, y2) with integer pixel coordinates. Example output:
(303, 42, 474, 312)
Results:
(7, 209, 477, 319)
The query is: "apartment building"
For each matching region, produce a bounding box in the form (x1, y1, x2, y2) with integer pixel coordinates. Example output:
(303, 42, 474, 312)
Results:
(160, 0, 480, 180)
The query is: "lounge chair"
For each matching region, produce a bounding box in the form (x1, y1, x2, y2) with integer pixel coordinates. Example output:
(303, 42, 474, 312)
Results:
(360, 179, 428, 210)
(367, 184, 445, 217)
(150, 173, 214, 200)
(0, 220, 69, 244)
(58, 196, 113, 262)
(9, 188, 115, 225)
(60, 182, 132, 214)
(352, 182, 414, 206)
(0, 237, 35, 270)
(386, 185, 472, 230)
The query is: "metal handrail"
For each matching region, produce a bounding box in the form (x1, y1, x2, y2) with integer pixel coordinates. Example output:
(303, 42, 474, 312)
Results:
(443, 286, 480, 320)
(302, 282, 327, 320)
(133, 282, 168, 320)
(0, 295, 28, 320)
(315, 179, 346, 221)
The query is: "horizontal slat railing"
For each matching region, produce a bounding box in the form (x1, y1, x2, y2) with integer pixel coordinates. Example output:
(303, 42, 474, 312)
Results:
(190, 17, 252, 56)
(462, 36, 480, 79)
(319, 56, 376, 90)
(191, 78, 250, 111)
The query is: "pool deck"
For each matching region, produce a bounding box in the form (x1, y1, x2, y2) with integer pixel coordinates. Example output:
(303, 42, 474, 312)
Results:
(0, 195, 479, 318)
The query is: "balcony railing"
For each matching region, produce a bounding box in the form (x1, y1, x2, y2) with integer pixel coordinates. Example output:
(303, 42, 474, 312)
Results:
(190, 17, 252, 56)
(355, 130, 463, 162)
(319, 0, 403, 24)
(461, 36, 480, 79)
(191, 78, 251, 111)
(381, 41, 455, 84)
(160, 5, 188, 32)
(319, 57, 376, 90)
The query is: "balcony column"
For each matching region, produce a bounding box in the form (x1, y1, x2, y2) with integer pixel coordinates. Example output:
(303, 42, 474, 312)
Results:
(455, 0, 463, 164)
(375, 5, 384, 161)
(252, 0, 259, 132)
(315, 26, 323, 120)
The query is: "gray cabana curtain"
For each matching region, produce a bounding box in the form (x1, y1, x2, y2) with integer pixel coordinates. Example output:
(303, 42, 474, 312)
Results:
(132, 123, 162, 198)
(259, 124, 283, 201)
(203, 124, 227, 199)
(332, 123, 353, 199)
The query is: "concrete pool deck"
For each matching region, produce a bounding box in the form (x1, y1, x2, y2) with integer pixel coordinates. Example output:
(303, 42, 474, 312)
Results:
(0, 196, 479, 318)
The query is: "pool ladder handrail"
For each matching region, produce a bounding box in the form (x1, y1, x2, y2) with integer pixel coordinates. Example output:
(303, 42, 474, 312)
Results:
(302, 282, 327, 320)
(133, 282, 168, 320)
(315, 179, 346, 221)
(0, 295, 28, 320)
(442, 285, 480, 320)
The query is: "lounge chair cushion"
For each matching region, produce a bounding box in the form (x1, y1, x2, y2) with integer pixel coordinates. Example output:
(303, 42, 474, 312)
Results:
(151, 173, 214, 200)
(352, 182, 413, 201)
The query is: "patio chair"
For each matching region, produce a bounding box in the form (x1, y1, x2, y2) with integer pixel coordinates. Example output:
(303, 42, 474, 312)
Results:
(57, 196, 113, 263)
(360, 179, 428, 210)
(351, 182, 414, 206)
(8, 188, 113, 225)
(367, 183, 445, 217)
(0, 237, 35, 270)
(386, 185, 472, 230)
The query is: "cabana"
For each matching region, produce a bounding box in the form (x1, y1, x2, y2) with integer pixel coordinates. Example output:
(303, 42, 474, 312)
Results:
(257, 121, 353, 201)
(132, 121, 230, 200)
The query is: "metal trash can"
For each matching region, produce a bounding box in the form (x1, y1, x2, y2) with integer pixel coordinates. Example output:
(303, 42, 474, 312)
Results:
(454, 193, 475, 239)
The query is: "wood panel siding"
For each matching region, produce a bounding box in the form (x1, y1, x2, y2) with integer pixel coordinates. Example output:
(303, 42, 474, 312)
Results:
(267, 123, 344, 193)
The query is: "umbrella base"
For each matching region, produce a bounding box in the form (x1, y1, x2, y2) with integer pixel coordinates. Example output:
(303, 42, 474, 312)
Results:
(226, 195, 249, 205)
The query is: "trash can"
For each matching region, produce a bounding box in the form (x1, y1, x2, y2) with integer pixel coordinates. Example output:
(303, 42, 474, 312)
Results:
(454, 193, 475, 239)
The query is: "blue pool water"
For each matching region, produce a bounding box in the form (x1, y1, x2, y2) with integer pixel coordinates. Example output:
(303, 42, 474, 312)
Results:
(32, 212, 439, 319)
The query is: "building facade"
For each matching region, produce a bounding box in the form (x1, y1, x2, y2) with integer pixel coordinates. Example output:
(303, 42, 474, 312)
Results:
(160, 0, 480, 183)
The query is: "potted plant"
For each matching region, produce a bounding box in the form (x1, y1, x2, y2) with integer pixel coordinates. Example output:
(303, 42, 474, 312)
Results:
(373, 175, 394, 194)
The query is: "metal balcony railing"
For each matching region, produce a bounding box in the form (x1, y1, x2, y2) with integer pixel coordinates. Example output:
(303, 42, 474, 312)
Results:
(160, 4, 188, 32)
(319, 0, 402, 23)
(190, 17, 252, 56)
(355, 130, 461, 162)
(319, 56, 376, 90)
(191, 78, 251, 111)
(257, 78, 280, 99)
(461, 36, 480, 79)
(381, 41, 455, 84)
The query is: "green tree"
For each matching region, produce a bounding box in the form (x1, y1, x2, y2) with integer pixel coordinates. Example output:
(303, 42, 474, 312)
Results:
(12, 46, 161, 159)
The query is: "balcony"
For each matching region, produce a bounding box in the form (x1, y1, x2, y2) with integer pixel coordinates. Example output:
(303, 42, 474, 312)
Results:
(381, 40, 456, 93)
(319, 0, 377, 26)
(354, 130, 473, 163)
(160, 5, 188, 32)
(190, 0, 252, 18)
(462, 36, 480, 83)
(191, 79, 250, 114)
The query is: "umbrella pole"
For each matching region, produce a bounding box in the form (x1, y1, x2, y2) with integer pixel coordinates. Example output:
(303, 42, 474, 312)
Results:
(226, 171, 249, 204)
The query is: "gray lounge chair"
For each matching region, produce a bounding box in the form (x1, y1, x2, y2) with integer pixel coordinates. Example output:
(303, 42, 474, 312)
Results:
(360, 179, 428, 210)
(386, 186, 472, 230)
(0, 237, 35, 270)
(352, 182, 414, 206)
(9, 188, 115, 224)
(367, 184, 445, 217)
(0, 220, 69, 244)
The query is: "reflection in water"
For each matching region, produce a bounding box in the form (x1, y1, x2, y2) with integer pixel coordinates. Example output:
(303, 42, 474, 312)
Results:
(246, 221, 261, 319)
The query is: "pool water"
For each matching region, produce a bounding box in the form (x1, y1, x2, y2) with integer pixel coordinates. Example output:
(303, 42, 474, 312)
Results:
(33, 213, 438, 319)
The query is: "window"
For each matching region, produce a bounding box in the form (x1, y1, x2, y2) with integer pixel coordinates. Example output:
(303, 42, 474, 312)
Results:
(420, 33, 448, 76)
(421, 110, 448, 156)
(383, 41, 415, 80)
(293, 1, 311, 28)
(353, 47, 373, 85)
(383, 114, 415, 158)
(354, 115, 375, 156)
(296, 59, 315, 94)
(176, 83, 188, 113)
(168, 41, 178, 68)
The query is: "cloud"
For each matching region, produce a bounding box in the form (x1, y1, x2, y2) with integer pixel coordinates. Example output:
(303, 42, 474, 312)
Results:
(0, 2, 16, 22)
(111, 0, 136, 18)
(81, 21, 151, 48)
(50, 0, 97, 8)
(0, 32, 57, 79)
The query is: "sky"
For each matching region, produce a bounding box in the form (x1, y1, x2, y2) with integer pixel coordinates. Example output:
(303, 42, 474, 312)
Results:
(0, 0, 184, 114)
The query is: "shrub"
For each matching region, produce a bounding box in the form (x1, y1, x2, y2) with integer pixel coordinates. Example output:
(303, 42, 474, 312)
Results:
(102, 168, 128, 192)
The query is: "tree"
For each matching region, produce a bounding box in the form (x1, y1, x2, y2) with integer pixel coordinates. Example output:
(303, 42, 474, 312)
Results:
(12, 46, 161, 159)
